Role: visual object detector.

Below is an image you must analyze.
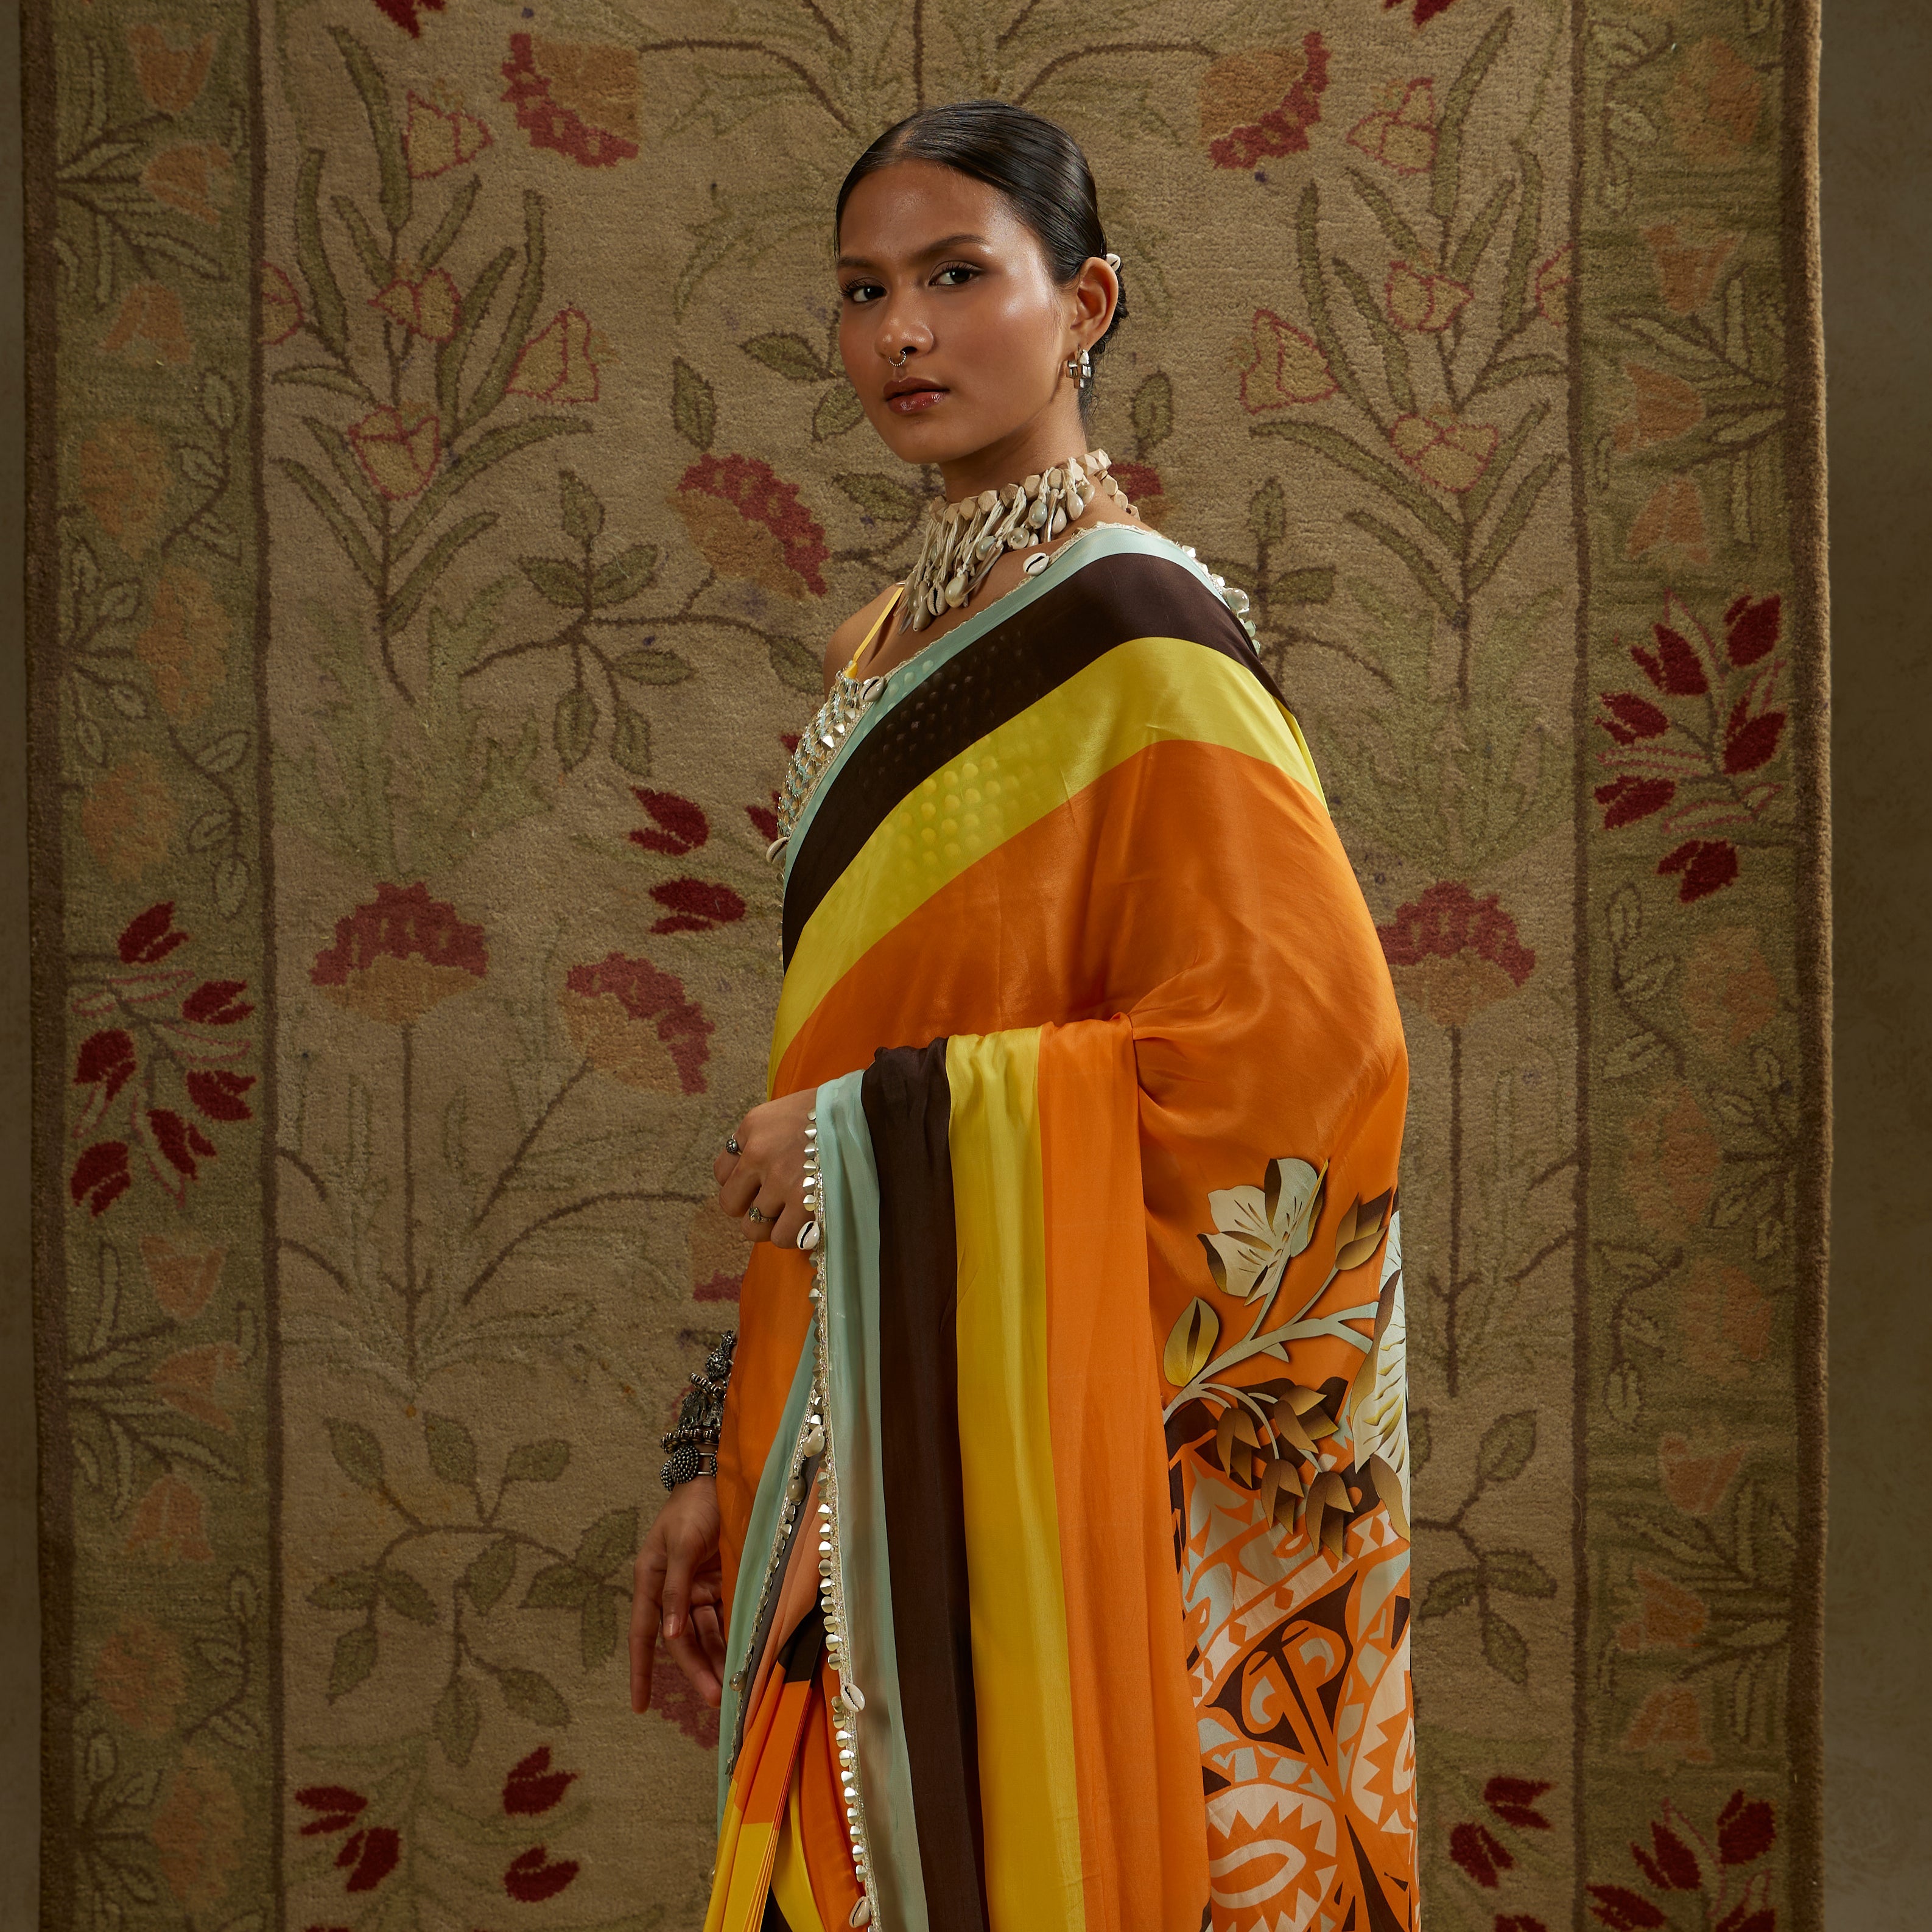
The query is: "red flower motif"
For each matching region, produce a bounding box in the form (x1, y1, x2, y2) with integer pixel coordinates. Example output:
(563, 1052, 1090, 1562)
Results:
(370, 268, 460, 342)
(1391, 411, 1499, 492)
(348, 405, 440, 501)
(1450, 1821, 1514, 1887)
(120, 901, 189, 965)
(294, 1785, 367, 1835)
(76, 1029, 138, 1106)
(337, 1824, 401, 1891)
(404, 91, 491, 177)
(504, 1845, 580, 1902)
(1484, 1776, 1553, 1830)
(561, 952, 712, 1094)
(1240, 309, 1336, 412)
(501, 33, 639, 168)
(183, 979, 253, 1025)
(1348, 77, 1437, 175)
(1198, 33, 1330, 170)
(1658, 838, 1740, 902)
(261, 262, 304, 346)
(311, 882, 489, 1026)
(673, 453, 829, 599)
(1723, 592, 1780, 667)
(1386, 0, 1461, 24)
(1717, 1791, 1775, 1866)
(508, 308, 600, 404)
(371, 0, 444, 38)
(649, 877, 746, 936)
(1587, 1886, 1667, 1931)
(631, 789, 709, 857)
(1111, 459, 1165, 505)
(186, 1069, 256, 1123)
(1377, 880, 1535, 1027)
(71, 1141, 133, 1216)
(503, 1746, 577, 1816)
(1386, 261, 1474, 332)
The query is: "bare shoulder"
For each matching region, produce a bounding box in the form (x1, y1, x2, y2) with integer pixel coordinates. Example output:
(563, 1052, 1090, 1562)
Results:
(821, 583, 902, 692)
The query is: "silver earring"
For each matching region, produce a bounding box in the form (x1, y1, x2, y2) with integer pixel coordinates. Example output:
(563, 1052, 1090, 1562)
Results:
(1064, 348, 1092, 389)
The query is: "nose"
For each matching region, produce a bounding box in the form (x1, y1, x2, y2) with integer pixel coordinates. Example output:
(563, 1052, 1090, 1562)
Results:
(875, 302, 932, 368)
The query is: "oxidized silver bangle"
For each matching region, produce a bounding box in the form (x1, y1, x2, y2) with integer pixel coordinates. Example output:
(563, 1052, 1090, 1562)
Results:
(659, 1330, 735, 1491)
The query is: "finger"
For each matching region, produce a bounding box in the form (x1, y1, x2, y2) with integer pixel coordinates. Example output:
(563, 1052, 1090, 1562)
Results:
(660, 1530, 699, 1643)
(743, 1189, 784, 1245)
(717, 1161, 765, 1220)
(694, 1601, 728, 1677)
(712, 1145, 740, 1187)
(630, 1541, 667, 1714)
(664, 1617, 725, 1707)
(770, 1194, 809, 1251)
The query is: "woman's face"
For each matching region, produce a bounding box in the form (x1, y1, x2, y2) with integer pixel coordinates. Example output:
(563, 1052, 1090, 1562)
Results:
(835, 159, 1103, 474)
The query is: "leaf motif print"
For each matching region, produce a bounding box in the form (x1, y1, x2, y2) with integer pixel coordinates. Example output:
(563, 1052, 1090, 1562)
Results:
(1198, 1156, 1326, 1303)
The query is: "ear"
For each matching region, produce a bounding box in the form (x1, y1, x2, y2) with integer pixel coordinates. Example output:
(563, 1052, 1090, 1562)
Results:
(1069, 255, 1120, 345)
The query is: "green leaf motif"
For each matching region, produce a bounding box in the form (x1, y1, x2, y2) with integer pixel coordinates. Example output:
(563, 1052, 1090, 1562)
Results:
(1409, 1407, 1432, 1477)
(497, 1667, 571, 1727)
(741, 331, 829, 382)
(559, 468, 604, 542)
(1131, 372, 1174, 455)
(834, 473, 923, 524)
(434, 1671, 481, 1767)
(614, 647, 694, 686)
(377, 1565, 439, 1625)
(464, 191, 547, 433)
(424, 1411, 477, 1486)
(329, 26, 411, 236)
(1483, 1548, 1558, 1598)
(328, 1624, 378, 1700)
(1478, 1409, 1538, 1488)
(522, 1563, 592, 1610)
(1273, 566, 1337, 606)
(591, 544, 658, 608)
(420, 174, 482, 273)
(1248, 478, 1287, 548)
(309, 1570, 378, 1612)
(388, 511, 500, 637)
(519, 556, 586, 609)
(295, 149, 346, 359)
(331, 193, 388, 287)
(768, 636, 821, 695)
(673, 357, 715, 451)
(326, 1417, 385, 1491)
(1480, 1606, 1530, 1684)
(465, 1536, 519, 1614)
(812, 384, 865, 441)
(504, 1438, 571, 1483)
(575, 1506, 638, 1579)
(610, 705, 652, 776)
(554, 687, 598, 771)
(1417, 1566, 1478, 1618)
(580, 1587, 620, 1668)
(1432, 10, 1512, 225)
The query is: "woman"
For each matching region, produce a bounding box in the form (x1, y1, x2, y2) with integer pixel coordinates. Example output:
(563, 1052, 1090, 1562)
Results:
(631, 101, 1416, 1932)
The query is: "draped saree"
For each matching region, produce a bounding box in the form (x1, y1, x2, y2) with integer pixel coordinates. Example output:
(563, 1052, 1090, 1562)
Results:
(705, 524, 1416, 1932)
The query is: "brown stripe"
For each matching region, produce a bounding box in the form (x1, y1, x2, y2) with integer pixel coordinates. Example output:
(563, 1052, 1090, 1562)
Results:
(862, 1041, 989, 1930)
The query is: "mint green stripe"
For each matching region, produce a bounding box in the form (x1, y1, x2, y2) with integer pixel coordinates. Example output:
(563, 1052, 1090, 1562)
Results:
(818, 1069, 930, 1932)
(715, 1311, 814, 1828)
(784, 521, 1220, 874)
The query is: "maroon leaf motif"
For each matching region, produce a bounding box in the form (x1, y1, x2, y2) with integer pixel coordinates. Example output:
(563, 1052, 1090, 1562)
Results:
(182, 978, 255, 1025)
(71, 1141, 132, 1216)
(295, 1783, 367, 1836)
(1587, 1886, 1668, 1931)
(1497, 1919, 1551, 1932)
(630, 789, 709, 857)
(1715, 1906, 1774, 1932)
(148, 1108, 217, 1180)
(503, 1745, 578, 1816)
(1632, 1820, 1701, 1889)
(746, 803, 779, 841)
(504, 1845, 580, 1902)
(1632, 622, 1710, 696)
(648, 877, 747, 935)
(1598, 692, 1671, 743)
(75, 1029, 138, 1104)
(338, 1824, 400, 1891)
(1718, 1791, 1776, 1866)
(1723, 592, 1781, 666)
(1483, 1775, 1553, 1830)
(1658, 838, 1739, 903)
(1449, 1821, 1514, 1888)
(119, 901, 190, 965)
(186, 1069, 257, 1123)
(1722, 695, 1785, 775)
(1597, 776, 1676, 827)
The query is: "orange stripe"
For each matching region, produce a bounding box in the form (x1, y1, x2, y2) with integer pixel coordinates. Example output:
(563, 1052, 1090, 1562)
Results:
(1039, 1016, 1210, 1929)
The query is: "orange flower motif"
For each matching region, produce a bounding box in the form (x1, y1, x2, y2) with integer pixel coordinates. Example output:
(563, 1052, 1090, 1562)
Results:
(672, 453, 829, 599)
(348, 404, 440, 499)
(1621, 1684, 1713, 1766)
(1642, 221, 1737, 314)
(1626, 474, 1710, 564)
(1657, 1433, 1745, 1517)
(1615, 1566, 1709, 1652)
(405, 90, 493, 177)
(79, 416, 170, 555)
(1534, 244, 1574, 327)
(141, 1231, 227, 1320)
(501, 33, 640, 168)
(82, 753, 180, 883)
(1678, 1260, 1772, 1383)
(150, 1750, 244, 1907)
(126, 23, 216, 114)
(1390, 412, 1498, 492)
(134, 566, 231, 720)
(560, 951, 712, 1094)
(152, 1343, 242, 1431)
(311, 880, 489, 1026)
(1385, 261, 1473, 333)
(143, 142, 233, 226)
(1680, 926, 1777, 1050)
(1198, 34, 1330, 170)
(260, 261, 303, 345)
(1613, 364, 1706, 453)
(102, 282, 192, 365)
(94, 1617, 189, 1735)
(1347, 76, 1436, 175)
(1238, 308, 1336, 412)
(1664, 37, 1763, 164)
(1621, 1079, 1720, 1236)
(370, 267, 460, 342)
(508, 307, 599, 403)
(126, 1473, 214, 1562)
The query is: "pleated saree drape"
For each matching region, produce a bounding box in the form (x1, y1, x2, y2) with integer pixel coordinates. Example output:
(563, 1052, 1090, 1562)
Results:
(705, 524, 1417, 1932)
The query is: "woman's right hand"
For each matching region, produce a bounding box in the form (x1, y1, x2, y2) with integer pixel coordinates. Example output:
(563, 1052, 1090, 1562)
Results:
(630, 1475, 728, 1714)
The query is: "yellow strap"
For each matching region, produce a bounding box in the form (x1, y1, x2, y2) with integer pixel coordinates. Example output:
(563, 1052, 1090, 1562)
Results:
(845, 585, 905, 678)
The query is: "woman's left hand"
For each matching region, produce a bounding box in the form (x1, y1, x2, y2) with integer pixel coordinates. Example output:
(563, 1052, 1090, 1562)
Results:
(714, 1088, 818, 1248)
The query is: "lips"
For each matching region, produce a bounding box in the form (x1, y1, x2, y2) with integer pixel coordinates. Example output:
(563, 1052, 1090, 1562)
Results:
(887, 385, 946, 414)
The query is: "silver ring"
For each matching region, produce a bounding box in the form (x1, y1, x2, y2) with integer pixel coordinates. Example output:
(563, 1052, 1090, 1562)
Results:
(889, 347, 910, 367)
(725, 1134, 742, 1156)
(746, 1204, 768, 1224)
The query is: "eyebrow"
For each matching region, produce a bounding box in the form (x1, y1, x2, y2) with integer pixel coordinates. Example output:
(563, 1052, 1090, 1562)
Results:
(834, 231, 992, 270)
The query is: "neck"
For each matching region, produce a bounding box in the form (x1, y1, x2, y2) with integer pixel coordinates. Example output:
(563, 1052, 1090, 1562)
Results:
(935, 404, 1092, 502)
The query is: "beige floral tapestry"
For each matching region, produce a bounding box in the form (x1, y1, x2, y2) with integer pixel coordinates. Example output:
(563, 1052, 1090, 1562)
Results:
(26, 0, 1828, 1923)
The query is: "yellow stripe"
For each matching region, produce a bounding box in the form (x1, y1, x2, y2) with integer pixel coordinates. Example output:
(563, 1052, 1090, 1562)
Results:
(946, 1029, 1086, 1932)
(770, 1763, 828, 1932)
(773, 636, 1324, 1081)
